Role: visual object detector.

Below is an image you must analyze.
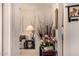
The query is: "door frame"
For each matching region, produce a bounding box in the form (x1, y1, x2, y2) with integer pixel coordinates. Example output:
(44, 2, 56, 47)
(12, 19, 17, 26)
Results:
(0, 3, 2, 56)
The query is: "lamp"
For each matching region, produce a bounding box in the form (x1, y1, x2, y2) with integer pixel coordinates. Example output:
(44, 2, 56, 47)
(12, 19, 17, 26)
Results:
(25, 25, 35, 40)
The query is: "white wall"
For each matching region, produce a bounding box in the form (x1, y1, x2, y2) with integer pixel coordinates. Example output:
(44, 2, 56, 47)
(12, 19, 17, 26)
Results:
(63, 3, 79, 56)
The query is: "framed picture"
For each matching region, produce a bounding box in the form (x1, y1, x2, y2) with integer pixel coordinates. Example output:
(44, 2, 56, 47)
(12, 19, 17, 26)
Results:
(19, 35, 35, 49)
(24, 40, 35, 49)
(67, 5, 79, 22)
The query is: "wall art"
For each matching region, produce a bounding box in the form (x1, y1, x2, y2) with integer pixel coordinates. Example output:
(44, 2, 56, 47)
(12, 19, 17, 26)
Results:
(67, 5, 79, 22)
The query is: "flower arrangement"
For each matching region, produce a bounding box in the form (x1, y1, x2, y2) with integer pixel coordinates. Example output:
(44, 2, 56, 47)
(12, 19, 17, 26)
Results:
(37, 19, 57, 56)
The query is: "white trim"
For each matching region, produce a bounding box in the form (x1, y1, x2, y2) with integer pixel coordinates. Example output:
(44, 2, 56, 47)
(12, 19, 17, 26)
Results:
(2, 3, 12, 56)
(0, 3, 2, 56)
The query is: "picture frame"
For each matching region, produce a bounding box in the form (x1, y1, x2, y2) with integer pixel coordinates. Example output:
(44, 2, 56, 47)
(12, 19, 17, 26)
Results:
(19, 35, 35, 49)
(24, 40, 35, 49)
(66, 5, 79, 22)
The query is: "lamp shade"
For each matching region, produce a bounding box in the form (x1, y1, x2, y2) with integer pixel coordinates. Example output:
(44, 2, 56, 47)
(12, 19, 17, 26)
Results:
(25, 25, 34, 32)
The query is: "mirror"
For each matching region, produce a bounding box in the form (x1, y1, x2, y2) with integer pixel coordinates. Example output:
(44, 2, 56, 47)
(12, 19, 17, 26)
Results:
(12, 4, 57, 56)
